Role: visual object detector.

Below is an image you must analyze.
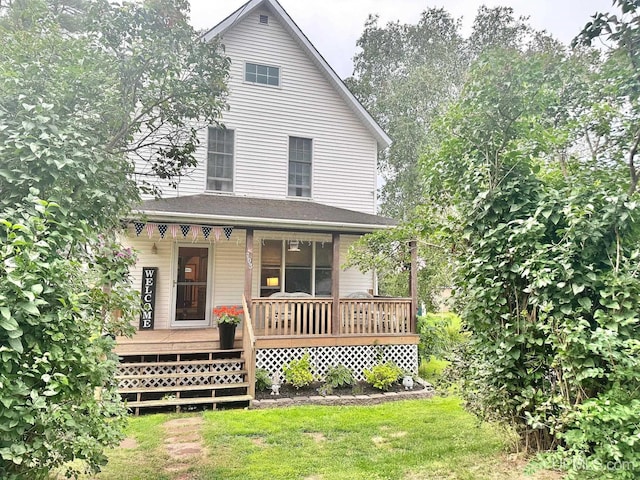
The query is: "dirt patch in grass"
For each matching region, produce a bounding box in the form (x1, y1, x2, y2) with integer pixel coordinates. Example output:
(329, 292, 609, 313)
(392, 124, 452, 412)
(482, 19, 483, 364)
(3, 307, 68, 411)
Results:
(163, 416, 204, 461)
(118, 437, 138, 450)
(303, 432, 326, 443)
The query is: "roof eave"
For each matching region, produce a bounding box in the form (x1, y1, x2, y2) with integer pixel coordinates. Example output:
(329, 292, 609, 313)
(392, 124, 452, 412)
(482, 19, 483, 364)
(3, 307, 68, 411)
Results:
(135, 209, 394, 233)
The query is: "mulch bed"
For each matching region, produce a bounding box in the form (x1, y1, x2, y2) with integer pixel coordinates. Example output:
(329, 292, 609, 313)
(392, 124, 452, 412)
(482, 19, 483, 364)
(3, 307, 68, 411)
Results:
(252, 380, 434, 408)
(255, 380, 410, 400)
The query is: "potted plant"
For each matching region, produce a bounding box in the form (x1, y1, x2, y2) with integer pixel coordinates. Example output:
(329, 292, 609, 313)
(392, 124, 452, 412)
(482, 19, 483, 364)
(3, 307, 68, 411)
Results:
(214, 305, 242, 350)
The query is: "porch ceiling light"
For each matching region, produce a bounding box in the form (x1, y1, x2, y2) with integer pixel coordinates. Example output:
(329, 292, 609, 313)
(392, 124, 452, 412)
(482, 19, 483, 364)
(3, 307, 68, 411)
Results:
(288, 240, 300, 252)
(266, 277, 279, 287)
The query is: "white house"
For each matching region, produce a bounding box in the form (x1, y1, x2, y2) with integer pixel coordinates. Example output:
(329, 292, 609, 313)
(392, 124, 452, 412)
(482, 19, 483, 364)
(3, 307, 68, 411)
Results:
(116, 0, 419, 413)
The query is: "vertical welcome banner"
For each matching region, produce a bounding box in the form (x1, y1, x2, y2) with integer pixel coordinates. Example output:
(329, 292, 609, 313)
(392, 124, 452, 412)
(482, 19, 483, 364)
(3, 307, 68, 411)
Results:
(140, 267, 158, 330)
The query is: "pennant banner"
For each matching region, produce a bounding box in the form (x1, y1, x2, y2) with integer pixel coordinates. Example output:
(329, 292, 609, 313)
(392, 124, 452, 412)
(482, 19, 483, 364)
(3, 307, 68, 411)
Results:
(134, 222, 145, 236)
(131, 222, 237, 242)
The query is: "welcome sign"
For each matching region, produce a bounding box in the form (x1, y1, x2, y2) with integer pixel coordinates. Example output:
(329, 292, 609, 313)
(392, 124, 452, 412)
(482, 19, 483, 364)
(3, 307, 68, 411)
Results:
(140, 267, 158, 330)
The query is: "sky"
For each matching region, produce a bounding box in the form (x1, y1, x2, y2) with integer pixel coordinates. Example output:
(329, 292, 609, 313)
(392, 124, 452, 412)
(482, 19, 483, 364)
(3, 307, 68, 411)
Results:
(188, 0, 615, 79)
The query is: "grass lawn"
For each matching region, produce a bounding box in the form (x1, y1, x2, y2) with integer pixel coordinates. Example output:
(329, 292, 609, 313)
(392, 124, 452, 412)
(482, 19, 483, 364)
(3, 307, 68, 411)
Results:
(92, 397, 561, 480)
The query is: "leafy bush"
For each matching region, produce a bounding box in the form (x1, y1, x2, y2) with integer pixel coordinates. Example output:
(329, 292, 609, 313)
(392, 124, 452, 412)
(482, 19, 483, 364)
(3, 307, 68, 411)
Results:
(255, 369, 272, 392)
(324, 364, 355, 389)
(417, 312, 468, 360)
(283, 354, 314, 389)
(364, 362, 402, 391)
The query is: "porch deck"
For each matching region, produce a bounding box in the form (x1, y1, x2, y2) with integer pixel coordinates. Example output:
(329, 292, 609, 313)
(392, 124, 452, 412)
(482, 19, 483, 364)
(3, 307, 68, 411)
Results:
(114, 296, 418, 413)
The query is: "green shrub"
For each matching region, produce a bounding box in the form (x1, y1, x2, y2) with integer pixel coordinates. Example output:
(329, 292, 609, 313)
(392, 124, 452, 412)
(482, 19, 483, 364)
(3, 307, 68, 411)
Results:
(324, 364, 355, 389)
(417, 312, 468, 360)
(283, 354, 314, 389)
(364, 362, 402, 391)
(255, 368, 272, 392)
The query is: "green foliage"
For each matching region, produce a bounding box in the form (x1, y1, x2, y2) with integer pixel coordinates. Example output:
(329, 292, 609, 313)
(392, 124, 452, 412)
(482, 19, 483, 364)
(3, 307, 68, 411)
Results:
(283, 354, 315, 389)
(255, 369, 272, 392)
(420, 9, 640, 475)
(0, 0, 229, 477)
(0, 198, 136, 479)
(364, 362, 402, 391)
(347, 6, 551, 218)
(417, 312, 468, 360)
(324, 364, 355, 389)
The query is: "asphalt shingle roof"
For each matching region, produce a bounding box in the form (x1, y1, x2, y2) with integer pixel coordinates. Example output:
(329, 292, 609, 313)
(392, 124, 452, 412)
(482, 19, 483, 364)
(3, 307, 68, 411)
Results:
(137, 194, 395, 232)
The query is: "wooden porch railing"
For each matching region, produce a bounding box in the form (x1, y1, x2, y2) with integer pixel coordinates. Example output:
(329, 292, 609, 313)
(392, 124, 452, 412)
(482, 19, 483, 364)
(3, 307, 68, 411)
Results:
(339, 298, 411, 334)
(250, 297, 412, 336)
(251, 298, 333, 336)
(241, 295, 256, 401)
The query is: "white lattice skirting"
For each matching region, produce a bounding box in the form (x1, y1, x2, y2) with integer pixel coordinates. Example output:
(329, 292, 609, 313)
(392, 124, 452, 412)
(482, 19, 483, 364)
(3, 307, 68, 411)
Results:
(117, 362, 244, 389)
(256, 344, 418, 381)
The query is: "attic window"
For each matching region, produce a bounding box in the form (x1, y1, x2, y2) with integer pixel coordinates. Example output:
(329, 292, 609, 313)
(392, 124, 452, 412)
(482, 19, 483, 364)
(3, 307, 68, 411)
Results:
(259, 14, 269, 24)
(245, 63, 280, 86)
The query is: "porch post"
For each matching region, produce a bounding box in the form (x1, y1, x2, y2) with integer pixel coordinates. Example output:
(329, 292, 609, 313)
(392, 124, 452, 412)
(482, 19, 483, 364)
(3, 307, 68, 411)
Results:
(331, 232, 340, 335)
(409, 239, 418, 333)
(244, 228, 254, 310)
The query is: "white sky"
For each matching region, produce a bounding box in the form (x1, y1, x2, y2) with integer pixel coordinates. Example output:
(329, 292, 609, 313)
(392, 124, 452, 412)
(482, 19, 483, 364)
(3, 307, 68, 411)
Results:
(188, 0, 614, 79)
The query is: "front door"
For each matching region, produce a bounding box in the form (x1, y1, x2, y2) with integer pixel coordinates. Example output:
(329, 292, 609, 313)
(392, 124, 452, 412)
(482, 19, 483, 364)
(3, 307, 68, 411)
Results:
(172, 245, 212, 327)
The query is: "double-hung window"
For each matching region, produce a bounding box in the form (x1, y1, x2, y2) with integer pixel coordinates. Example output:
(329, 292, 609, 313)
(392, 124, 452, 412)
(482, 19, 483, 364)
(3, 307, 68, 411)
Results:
(206, 127, 234, 192)
(245, 63, 280, 86)
(288, 137, 312, 197)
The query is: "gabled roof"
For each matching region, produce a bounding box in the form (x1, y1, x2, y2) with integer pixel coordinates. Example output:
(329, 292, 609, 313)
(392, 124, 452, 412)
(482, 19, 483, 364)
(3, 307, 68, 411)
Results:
(202, 0, 391, 149)
(137, 194, 396, 233)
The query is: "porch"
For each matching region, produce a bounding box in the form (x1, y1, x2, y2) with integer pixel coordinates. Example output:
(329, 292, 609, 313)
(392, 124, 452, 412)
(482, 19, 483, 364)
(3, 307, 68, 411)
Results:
(115, 296, 419, 413)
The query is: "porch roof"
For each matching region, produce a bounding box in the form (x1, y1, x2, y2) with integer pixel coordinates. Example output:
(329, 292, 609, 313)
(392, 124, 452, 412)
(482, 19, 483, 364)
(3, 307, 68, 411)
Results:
(136, 194, 396, 233)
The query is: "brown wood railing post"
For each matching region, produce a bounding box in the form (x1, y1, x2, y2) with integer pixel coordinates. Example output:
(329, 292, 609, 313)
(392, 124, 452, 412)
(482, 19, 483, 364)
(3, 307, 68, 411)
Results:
(244, 228, 254, 311)
(331, 233, 340, 335)
(409, 239, 418, 334)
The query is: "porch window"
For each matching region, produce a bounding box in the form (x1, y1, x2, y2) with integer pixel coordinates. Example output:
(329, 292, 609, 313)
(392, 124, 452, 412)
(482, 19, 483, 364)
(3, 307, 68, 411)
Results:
(206, 127, 234, 192)
(288, 137, 311, 197)
(260, 240, 332, 297)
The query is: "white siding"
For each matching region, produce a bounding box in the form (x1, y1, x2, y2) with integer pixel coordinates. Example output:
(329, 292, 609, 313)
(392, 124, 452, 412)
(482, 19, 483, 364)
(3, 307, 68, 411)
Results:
(212, 230, 246, 307)
(339, 235, 374, 296)
(138, 7, 379, 215)
(122, 229, 174, 330)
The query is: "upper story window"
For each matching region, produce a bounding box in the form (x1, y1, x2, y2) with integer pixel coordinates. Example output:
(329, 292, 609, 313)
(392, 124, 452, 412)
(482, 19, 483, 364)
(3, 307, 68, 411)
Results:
(245, 63, 280, 86)
(288, 136, 312, 197)
(206, 127, 234, 192)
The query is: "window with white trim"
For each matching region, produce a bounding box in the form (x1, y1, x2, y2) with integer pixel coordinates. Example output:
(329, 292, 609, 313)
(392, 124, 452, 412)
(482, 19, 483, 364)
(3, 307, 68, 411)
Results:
(260, 240, 332, 297)
(288, 137, 312, 197)
(245, 63, 280, 86)
(206, 127, 234, 192)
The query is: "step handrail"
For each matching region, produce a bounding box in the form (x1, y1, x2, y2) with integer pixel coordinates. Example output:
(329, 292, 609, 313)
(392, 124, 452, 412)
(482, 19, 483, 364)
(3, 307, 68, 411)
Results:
(242, 294, 256, 402)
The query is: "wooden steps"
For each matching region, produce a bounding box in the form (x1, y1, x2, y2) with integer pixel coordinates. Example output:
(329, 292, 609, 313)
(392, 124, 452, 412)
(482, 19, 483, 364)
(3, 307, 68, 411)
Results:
(119, 382, 250, 394)
(117, 348, 252, 414)
(125, 394, 253, 409)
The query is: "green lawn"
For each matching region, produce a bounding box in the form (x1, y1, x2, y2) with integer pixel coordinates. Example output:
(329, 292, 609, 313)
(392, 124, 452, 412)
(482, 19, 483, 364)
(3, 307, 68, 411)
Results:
(91, 397, 559, 480)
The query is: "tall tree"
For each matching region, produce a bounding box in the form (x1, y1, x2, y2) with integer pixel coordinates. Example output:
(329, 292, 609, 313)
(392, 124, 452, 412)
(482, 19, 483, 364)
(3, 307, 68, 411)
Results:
(347, 6, 540, 219)
(422, 1, 640, 475)
(0, 1, 229, 477)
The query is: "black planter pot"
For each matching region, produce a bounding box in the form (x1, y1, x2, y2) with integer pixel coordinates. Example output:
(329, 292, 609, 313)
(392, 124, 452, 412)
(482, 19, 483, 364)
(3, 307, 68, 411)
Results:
(218, 322, 237, 350)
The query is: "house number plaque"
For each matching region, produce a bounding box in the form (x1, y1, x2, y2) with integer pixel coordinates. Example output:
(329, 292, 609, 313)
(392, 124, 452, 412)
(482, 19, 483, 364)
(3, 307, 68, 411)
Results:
(140, 267, 158, 330)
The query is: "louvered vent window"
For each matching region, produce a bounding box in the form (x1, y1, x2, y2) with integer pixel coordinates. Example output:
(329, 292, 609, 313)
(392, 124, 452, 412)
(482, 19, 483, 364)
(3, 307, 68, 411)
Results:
(259, 14, 269, 24)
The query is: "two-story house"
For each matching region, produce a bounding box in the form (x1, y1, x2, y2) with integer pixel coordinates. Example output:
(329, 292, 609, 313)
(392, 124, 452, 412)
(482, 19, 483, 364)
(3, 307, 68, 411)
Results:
(116, 0, 419, 413)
